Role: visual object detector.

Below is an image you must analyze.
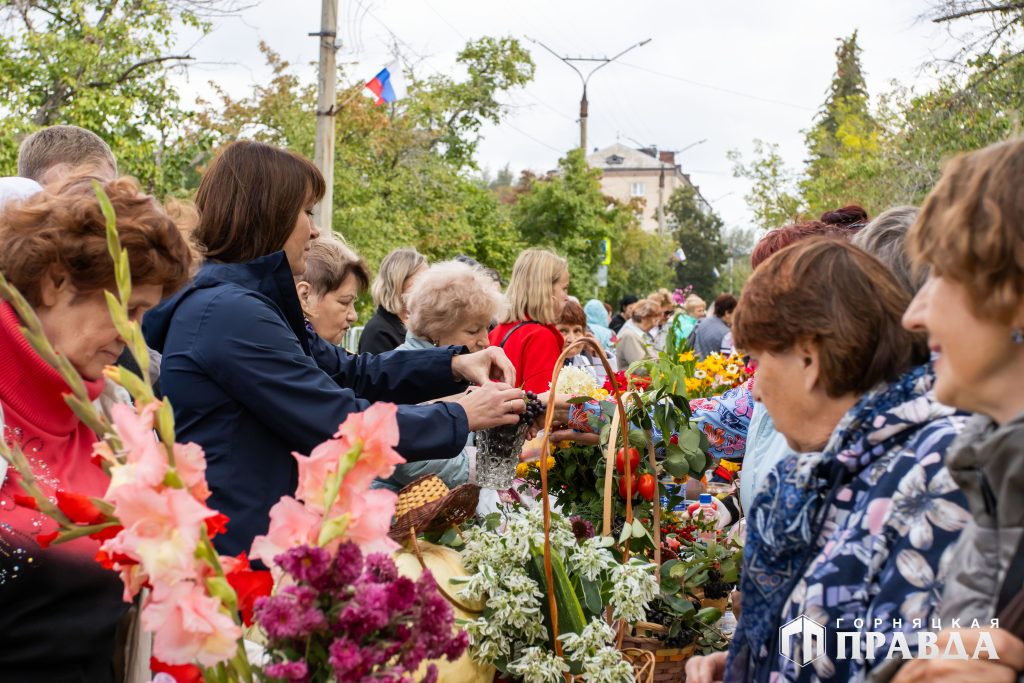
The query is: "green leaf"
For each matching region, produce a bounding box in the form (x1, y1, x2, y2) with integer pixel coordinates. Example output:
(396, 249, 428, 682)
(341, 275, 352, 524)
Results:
(663, 592, 696, 616)
(566, 395, 592, 405)
(631, 518, 646, 538)
(627, 429, 648, 451)
(618, 523, 632, 545)
(696, 607, 723, 625)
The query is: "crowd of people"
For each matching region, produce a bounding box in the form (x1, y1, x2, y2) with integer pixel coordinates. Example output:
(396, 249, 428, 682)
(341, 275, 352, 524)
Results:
(0, 122, 1022, 683)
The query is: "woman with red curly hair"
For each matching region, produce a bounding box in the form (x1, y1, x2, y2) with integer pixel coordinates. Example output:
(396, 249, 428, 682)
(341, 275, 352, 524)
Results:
(0, 177, 192, 681)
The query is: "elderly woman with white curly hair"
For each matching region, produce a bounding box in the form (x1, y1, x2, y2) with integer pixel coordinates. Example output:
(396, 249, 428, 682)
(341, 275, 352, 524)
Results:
(374, 259, 506, 491)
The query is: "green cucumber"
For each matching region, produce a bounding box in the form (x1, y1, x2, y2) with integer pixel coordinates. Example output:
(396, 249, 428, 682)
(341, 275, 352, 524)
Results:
(528, 545, 588, 642)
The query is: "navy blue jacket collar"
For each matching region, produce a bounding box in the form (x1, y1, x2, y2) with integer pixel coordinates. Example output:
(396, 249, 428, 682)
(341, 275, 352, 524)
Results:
(144, 251, 309, 355)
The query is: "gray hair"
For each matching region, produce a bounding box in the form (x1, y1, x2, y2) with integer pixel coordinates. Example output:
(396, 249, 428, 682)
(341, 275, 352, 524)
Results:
(852, 206, 924, 295)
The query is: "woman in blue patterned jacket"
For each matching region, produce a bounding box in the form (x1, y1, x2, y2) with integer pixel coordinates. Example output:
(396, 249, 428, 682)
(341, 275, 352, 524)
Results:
(687, 237, 969, 683)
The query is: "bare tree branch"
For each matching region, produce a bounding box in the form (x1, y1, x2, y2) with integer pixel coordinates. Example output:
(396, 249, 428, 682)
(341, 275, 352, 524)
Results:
(932, 1, 1024, 22)
(87, 54, 194, 88)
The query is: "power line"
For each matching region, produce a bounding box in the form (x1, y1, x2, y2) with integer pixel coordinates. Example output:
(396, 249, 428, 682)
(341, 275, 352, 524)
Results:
(616, 60, 814, 112)
(504, 121, 566, 153)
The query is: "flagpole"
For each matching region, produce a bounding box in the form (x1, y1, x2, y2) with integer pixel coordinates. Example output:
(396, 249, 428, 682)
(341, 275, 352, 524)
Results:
(312, 0, 339, 234)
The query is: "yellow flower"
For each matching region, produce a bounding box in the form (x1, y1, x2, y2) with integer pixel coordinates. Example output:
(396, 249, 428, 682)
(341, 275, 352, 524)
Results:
(515, 462, 530, 477)
(590, 387, 610, 401)
(685, 377, 702, 393)
(677, 350, 695, 362)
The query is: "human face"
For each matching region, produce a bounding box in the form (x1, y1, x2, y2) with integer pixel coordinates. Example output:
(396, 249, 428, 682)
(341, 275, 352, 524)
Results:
(35, 272, 163, 381)
(748, 344, 855, 452)
(903, 273, 1024, 422)
(692, 303, 707, 319)
(637, 313, 661, 333)
(283, 202, 320, 275)
(438, 316, 491, 352)
(297, 272, 361, 346)
(556, 323, 587, 358)
(552, 270, 570, 319)
(661, 307, 675, 323)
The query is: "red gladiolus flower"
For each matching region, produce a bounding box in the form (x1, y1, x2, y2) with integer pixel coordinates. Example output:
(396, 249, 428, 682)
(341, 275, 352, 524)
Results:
(55, 490, 104, 525)
(150, 657, 203, 683)
(89, 524, 124, 543)
(12, 493, 38, 509)
(204, 513, 230, 538)
(224, 552, 273, 626)
(36, 530, 59, 548)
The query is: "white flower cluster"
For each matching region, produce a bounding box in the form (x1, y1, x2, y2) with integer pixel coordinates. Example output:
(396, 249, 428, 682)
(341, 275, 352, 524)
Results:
(608, 558, 660, 624)
(554, 365, 599, 397)
(568, 536, 616, 581)
(507, 646, 570, 683)
(460, 507, 657, 682)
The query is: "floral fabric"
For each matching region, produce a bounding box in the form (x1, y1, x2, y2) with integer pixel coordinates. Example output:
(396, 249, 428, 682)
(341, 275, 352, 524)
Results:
(690, 378, 755, 482)
(725, 364, 970, 683)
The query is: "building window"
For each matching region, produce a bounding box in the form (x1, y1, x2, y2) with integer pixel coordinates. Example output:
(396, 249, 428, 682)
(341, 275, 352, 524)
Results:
(630, 182, 646, 197)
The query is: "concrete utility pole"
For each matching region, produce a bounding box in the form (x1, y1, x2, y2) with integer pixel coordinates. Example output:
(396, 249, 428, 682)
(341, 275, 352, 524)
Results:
(311, 0, 339, 233)
(529, 38, 651, 151)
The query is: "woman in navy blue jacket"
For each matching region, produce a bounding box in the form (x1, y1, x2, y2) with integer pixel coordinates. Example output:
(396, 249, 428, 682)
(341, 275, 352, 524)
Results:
(143, 141, 524, 556)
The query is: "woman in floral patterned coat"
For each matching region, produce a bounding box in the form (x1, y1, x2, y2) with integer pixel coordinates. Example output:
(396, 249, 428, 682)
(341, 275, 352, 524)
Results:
(687, 238, 969, 683)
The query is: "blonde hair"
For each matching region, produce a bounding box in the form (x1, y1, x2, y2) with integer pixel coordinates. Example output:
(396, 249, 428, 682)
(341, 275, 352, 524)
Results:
(18, 125, 117, 181)
(371, 248, 427, 316)
(648, 288, 674, 308)
(501, 248, 569, 325)
(405, 261, 505, 342)
(683, 294, 706, 316)
(630, 298, 661, 323)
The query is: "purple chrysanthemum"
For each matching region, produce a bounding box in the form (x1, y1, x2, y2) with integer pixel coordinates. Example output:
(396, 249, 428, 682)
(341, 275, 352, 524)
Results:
(328, 637, 367, 678)
(275, 545, 331, 587)
(364, 552, 398, 583)
(330, 541, 363, 590)
(570, 515, 595, 542)
(264, 659, 309, 682)
(254, 595, 303, 641)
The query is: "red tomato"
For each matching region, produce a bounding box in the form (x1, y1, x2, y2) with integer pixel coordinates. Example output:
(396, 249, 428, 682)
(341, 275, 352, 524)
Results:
(615, 447, 640, 475)
(637, 473, 656, 501)
(618, 473, 634, 499)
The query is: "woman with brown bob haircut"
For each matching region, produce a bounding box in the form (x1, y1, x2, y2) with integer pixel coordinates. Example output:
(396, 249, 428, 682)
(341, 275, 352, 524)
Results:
(0, 177, 191, 681)
(893, 138, 1024, 683)
(142, 140, 525, 558)
(688, 238, 969, 683)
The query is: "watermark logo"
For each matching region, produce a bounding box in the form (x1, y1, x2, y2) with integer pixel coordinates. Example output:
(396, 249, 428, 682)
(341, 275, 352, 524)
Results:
(779, 616, 1004, 666)
(779, 615, 826, 667)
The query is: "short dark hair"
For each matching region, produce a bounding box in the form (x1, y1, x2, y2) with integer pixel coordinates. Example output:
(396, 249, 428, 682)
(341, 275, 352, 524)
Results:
(713, 293, 738, 317)
(733, 237, 926, 397)
(619, 294, 639, 311)
(819, 204, 869, 229)
(558, 300, 588, 327)
(193, 140, 325, 264)
(18, 125, 117, 182)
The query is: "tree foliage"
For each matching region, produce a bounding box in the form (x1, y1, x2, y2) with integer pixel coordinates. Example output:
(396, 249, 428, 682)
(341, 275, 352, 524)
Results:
(0, 0, 237, 195)
(665, 185, 727, 299)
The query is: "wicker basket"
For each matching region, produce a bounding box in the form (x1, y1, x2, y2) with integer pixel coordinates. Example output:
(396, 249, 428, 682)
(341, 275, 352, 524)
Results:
(621, 621, 695, 683)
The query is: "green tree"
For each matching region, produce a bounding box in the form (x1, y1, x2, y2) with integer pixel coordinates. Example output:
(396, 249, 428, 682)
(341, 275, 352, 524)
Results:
(666, 185, 727, 299)
(198, 39, 533, 278)
(727, 140, 802, 231)
(605, 226, 676, 307)
(0, 0, 232, 196)
(510, 148, 636, 297)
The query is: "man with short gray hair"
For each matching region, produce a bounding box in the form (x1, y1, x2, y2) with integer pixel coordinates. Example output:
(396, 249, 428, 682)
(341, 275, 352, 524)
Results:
(17, 124, 117, 185)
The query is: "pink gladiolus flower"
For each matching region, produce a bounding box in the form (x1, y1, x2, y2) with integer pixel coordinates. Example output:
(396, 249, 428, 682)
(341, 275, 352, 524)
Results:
(293, 437, 351, 514)
(173, 442, 211, 502)
(107, 403, 168, 492)
(143, 581, 242, 667)
(334, 403, 404, 490)
(250, 496, 321, 569)
(104, 484, 216, 585)
(334, 488, 398, 555)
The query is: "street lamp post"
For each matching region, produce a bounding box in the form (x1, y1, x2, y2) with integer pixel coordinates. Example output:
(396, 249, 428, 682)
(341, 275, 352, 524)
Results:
(530, 38, 652, 151)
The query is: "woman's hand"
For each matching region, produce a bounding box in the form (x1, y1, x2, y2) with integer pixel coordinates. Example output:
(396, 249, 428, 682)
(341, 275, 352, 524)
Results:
(684, 652, 727, 683)
(457, 383, 525, 431)
(451, 347, 516, 386)
(893, 628, 1024, 682)
(536, 391, 572, 426)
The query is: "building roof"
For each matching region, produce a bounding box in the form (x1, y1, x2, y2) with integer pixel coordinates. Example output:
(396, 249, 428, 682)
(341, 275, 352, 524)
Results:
(586, 143, 674, 171)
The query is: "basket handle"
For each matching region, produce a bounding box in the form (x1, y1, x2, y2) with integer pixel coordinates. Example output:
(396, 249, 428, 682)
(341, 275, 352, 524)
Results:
(538, 337, 640, 662)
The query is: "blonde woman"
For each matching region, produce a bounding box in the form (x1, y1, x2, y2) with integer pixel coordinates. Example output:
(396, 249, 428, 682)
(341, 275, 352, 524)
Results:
(358, 247, 427, 354)
(615, 298, 661, 370)
(376, 260, 506, 491)
(489, 248, 570, 393)
(295, 236, 371, 345)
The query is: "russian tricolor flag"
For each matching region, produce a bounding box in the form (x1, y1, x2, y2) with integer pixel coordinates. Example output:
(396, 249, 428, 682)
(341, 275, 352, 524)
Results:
(364, 61, 406, 105)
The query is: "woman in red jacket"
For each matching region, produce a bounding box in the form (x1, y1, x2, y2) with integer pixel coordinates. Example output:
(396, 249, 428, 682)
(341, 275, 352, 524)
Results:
(0, 176, 192, 681)
(490, 248, 570, 393)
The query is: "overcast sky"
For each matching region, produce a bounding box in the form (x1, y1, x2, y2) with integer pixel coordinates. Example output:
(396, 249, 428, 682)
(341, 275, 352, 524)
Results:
(174, 0, 957, 231)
